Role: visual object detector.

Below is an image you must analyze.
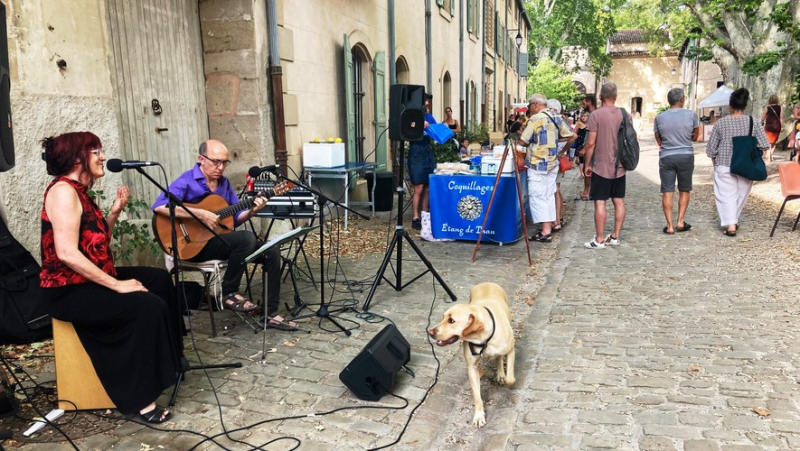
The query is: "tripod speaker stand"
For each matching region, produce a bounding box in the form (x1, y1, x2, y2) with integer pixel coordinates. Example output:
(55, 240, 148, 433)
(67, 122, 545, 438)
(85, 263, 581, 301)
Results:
(362, 84, 457, 310)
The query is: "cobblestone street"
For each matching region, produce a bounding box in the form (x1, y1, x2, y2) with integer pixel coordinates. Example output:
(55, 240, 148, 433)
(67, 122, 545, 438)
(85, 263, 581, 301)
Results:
(6, 139, 800, 450)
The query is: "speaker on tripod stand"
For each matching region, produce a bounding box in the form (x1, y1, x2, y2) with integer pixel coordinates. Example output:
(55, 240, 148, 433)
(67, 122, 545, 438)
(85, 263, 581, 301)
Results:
(361, 84, 457, 311)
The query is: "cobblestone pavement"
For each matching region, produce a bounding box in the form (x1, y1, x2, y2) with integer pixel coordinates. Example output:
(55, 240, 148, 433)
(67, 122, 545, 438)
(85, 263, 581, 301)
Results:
(7, 139, 800, 450)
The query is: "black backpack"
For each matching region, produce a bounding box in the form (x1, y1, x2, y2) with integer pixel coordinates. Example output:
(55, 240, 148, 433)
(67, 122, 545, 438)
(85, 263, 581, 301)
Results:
(0, 217, 51, 345)
(616, 108, 640, 171)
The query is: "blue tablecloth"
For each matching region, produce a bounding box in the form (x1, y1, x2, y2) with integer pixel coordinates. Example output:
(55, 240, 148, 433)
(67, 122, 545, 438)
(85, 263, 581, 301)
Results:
(429, 174, 522, 243)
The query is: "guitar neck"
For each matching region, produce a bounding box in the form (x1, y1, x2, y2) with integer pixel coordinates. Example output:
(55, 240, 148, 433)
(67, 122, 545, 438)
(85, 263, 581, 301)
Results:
(214, 191, 272, 219)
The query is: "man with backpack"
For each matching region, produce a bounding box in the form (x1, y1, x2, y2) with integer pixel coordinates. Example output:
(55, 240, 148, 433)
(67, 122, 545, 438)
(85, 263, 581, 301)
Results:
(583, 83, 628, 249)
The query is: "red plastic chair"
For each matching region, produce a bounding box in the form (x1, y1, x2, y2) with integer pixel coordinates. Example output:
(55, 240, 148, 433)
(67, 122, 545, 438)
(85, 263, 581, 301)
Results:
(770, 163, 800, 237)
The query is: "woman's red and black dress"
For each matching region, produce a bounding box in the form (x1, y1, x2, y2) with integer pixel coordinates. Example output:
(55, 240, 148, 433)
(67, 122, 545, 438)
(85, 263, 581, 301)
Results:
(40, 177, 181, 414)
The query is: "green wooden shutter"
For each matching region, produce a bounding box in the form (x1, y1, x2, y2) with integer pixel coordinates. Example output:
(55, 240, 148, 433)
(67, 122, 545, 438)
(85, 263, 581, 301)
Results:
(344, 34, 355, 164)
(467, 0, 472, 33)
(450, 0, 455, 16)
(373, 52, 387, 169)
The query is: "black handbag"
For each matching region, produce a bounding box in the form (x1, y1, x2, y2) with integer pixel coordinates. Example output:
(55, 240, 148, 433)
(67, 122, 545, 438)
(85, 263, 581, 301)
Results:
(730, 117, 767, 181)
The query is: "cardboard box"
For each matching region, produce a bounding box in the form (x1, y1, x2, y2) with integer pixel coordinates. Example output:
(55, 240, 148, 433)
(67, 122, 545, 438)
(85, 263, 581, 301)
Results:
(303, 143, 345, 168)
(481, 156, 514, 175)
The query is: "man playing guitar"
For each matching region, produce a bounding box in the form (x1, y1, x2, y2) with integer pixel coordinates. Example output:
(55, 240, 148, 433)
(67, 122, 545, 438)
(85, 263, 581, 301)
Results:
(152, 139, 287, 325)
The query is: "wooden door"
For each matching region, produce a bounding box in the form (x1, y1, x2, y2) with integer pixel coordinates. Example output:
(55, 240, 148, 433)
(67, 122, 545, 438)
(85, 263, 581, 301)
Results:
(107, 0, 208, 202)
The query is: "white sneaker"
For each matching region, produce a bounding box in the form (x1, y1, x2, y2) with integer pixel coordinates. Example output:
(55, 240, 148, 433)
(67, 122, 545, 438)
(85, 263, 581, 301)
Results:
(584, 239, 606, 249)
(604, 235, 620, 246)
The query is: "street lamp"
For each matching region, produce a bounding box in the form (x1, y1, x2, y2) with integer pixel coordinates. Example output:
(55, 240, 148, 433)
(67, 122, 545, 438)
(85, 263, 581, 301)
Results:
(515, 31, 523, 48)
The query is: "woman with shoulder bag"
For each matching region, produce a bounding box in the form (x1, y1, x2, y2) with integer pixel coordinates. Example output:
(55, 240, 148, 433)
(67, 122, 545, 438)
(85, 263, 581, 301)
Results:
(760, 94, 783, 163)
(707, 88, 770, 237)
(789, 102, 800, 163)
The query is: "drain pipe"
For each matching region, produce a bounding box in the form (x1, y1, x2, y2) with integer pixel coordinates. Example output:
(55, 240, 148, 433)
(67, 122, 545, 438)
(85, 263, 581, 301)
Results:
(481, 0, 486, 123)
(266, 0, 287, 176)
(389, 0, 396, 85)
(459, 0, 465, 129)
(425, 0, 432, 93)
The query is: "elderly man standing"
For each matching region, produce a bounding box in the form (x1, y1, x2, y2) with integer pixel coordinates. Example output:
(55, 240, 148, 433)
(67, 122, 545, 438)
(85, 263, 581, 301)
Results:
(583, 83, 626, 249)
(518, 94, 575, 242)
(654, 87, 700, 234)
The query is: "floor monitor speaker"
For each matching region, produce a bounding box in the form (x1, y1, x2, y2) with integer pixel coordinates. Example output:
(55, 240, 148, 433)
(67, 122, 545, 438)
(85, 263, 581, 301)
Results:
(388, 84, 425, 141)
(339, 324, 410, 401)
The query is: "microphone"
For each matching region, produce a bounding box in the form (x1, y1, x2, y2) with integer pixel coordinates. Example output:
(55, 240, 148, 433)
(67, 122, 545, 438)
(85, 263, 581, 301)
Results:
(106, 158, 159, 173)
(248, 165, 278, 177)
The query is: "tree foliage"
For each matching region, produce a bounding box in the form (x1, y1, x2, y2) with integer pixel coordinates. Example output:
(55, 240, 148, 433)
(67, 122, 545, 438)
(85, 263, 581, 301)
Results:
(524, 0, 615, 76)
(527, 59, 582, 111)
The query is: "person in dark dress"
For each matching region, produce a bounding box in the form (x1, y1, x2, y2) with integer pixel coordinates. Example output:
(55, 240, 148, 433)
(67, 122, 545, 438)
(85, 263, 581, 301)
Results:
(40, 132, 181, 423)
(407, 94, 437, 231)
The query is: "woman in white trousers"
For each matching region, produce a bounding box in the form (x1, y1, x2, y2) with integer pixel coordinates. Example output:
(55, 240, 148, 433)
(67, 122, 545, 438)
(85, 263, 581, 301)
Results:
(706, 88, 769, 236)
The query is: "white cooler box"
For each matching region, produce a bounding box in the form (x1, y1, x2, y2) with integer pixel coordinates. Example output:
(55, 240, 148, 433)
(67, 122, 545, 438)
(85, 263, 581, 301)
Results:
(481, 156, 514, 175)
(303, 143, 345, 168)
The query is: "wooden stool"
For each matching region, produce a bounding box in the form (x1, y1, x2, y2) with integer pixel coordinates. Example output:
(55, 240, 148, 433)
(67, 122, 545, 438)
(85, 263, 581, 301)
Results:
(52, 319, 115, 411)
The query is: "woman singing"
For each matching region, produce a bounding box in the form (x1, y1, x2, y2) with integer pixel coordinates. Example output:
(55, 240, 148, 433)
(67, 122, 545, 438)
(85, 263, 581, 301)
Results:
(40, 132, 181, 423)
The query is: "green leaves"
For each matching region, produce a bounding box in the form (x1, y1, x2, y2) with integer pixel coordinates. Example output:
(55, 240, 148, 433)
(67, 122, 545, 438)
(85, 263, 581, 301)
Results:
(741, 50, 789, 75)
(527, 59, 583, 112)
(87, 189, 160, 264)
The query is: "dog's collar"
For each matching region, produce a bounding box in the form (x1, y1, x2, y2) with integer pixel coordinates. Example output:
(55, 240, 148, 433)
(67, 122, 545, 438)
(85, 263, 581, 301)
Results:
(468, 307, 496, 356)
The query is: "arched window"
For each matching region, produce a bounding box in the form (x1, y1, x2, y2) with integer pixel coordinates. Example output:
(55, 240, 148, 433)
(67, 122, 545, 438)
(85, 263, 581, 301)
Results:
(396, 56, 410, 84)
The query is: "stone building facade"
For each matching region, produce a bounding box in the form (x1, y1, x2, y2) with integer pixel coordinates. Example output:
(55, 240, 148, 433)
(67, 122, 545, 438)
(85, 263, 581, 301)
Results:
(0, 0, 529, 253)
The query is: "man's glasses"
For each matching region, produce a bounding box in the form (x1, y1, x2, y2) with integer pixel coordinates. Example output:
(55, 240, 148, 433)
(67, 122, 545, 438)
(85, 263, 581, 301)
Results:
(202, 155, 232, 167)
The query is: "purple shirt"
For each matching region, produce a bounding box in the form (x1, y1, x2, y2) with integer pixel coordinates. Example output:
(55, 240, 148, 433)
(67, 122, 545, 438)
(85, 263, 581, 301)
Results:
(151, 164, 246, 225)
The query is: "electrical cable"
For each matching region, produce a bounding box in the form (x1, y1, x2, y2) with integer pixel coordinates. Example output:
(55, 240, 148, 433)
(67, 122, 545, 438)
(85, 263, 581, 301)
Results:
(368, 274, 443, 450)
(0, 354, 79, 450)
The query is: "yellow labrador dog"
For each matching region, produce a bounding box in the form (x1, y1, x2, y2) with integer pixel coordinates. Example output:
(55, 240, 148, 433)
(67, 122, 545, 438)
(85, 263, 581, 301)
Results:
(427, 282, 515, 427)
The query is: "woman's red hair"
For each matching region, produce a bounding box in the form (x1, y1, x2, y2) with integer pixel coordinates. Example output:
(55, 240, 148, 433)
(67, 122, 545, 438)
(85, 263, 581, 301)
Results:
(41, 132, 101, 178)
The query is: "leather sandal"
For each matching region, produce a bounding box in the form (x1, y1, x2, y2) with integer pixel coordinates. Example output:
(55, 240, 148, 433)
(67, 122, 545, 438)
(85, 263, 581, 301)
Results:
(139, 406, 172, 424)
(223, 293, 260, 313)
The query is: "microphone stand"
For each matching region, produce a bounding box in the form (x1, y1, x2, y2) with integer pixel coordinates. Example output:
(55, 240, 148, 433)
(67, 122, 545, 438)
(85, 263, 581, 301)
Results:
(132, 167, 242, 407)
(266, 167, 369, 336)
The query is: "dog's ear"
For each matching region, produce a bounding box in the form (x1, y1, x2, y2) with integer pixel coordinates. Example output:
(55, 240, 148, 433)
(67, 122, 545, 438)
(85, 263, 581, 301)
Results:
(462, 314, 484, 337)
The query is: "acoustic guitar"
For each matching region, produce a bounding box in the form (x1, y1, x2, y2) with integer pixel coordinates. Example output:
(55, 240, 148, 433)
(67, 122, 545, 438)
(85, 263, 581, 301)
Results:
(152, 181, 293, 259)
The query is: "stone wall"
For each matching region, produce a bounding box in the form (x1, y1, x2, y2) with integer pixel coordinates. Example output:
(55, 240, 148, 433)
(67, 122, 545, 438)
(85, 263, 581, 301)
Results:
(199, 0, 274, 186)
(0, 0, 119, 253)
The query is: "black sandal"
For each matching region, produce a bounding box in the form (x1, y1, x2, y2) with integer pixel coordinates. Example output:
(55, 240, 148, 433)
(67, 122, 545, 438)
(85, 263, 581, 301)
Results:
(528, 232, 552, 243)
(223, 293, 260, 313)
(139, 406, 172, 424)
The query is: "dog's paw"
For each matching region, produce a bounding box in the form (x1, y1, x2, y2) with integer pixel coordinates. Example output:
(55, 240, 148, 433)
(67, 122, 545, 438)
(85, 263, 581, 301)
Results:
(505, 375, 516, 387)
(472, 411, 486, 428)
(494, 372, 505, 384)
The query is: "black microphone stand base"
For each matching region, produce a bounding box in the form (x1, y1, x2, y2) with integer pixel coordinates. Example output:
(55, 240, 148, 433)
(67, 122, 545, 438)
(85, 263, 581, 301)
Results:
(290, 303, 353, 336)
(169, 357, 243, 407)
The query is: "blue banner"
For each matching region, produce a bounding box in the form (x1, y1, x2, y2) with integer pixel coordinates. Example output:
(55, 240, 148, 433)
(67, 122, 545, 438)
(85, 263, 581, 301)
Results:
(429, 174, 523, 243)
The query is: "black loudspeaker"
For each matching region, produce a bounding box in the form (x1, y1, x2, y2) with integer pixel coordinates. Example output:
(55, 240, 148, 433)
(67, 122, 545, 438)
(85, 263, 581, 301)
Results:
(388, 84, 426, 141)
(339, 324, 410, 401)
(0, 4, 13, 173)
